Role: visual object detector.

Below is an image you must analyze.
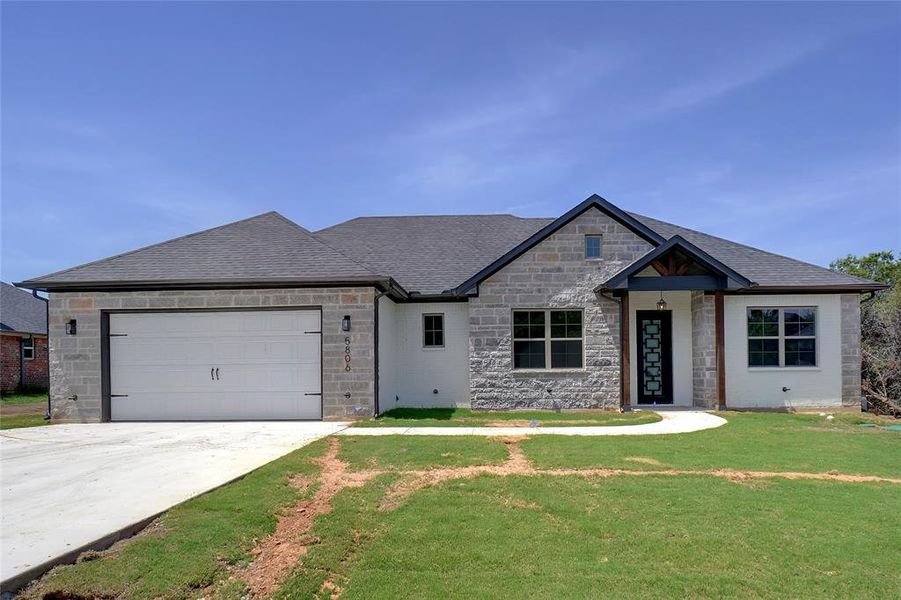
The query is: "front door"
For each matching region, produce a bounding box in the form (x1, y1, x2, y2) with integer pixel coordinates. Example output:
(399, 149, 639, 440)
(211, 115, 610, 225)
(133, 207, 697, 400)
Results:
(636, 310, 673, 404)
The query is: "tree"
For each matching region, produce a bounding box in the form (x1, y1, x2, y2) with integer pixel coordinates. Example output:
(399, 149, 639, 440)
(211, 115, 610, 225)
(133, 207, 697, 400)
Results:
(831, 251, 901, 414)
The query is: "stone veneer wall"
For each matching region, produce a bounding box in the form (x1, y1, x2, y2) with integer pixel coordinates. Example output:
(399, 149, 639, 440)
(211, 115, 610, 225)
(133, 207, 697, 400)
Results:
(469, 207, 653, 410)
(840, 293, 862, 407)
(690, 291, 717, 408)
(48, 287, 375, 422)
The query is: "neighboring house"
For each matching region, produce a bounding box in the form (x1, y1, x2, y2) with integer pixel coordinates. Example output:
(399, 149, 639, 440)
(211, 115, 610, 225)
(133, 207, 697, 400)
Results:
(0, 282, 49, 393)
(16, 195, 884, 422)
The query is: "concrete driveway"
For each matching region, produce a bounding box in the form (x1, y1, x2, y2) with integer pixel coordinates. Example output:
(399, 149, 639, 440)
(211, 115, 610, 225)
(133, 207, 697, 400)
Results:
(0, 421, 347, 590)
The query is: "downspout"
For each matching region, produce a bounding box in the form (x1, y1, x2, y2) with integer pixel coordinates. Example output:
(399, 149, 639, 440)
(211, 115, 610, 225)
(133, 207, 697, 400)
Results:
(860, 291, 877, 304)
(44, 294, 50, 420)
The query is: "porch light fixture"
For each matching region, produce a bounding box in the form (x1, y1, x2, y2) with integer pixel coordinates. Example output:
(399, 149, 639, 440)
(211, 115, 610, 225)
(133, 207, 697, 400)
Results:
(656, 293, 667, 312)
(341, 315, 351, 332)
(65, 319, 77, 335)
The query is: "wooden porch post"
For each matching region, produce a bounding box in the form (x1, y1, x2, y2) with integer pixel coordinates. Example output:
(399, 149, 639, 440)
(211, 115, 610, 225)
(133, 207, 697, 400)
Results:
(621, 292, 631, 411)
(715, 290, 726, 409)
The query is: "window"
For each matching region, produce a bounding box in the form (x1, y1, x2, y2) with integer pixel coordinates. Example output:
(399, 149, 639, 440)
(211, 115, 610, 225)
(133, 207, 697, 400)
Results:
(585, 235, 602, 259)
(747, 307, 816, 367)
(22, 337, 34, 361)
(423, 314, 444, 348)
(513, 310, 583, 369)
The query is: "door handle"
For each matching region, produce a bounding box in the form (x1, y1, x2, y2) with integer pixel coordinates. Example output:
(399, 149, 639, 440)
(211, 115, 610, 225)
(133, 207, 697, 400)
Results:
(216, 368, 220, 380)
(211, 368, 215, 381)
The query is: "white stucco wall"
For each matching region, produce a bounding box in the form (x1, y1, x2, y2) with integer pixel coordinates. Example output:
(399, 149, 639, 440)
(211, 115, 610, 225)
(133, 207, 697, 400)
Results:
(378, 301, 470, 409)
(377, 297, 398, 413)
(725, 294, 842, 408)
(629, 291, 693, 406)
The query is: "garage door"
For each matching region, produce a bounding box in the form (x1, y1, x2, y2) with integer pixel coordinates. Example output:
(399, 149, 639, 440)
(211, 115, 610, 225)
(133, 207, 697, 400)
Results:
(109, 310, 321, 421)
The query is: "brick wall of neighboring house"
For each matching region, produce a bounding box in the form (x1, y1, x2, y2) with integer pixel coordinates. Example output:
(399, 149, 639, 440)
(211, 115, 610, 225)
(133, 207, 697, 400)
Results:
(47, 287, 376, 422)
(0, 334, 49, 393)
(468, 207, 654, 410)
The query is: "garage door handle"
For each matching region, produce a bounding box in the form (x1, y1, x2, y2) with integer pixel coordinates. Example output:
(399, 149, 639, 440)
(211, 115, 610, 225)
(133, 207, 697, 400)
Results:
(211, 368, 215, 381)
(215, 368, 220, 381)
(304, 392, 321, 396)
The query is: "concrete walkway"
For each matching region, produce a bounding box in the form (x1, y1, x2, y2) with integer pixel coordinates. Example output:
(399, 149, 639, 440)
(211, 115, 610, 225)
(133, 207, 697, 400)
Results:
(338, 410, 726, 436)
(0, 421, 347, 592)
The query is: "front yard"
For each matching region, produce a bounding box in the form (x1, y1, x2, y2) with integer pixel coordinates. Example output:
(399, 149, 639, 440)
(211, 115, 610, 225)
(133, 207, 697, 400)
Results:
(352, 407, 661, 427)
(0, 392, 47, 430)
(20, 412, 901, 599)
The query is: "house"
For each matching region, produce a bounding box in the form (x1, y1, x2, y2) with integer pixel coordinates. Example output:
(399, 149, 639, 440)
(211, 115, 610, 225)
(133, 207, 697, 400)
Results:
(1, 282, 49, 393)
(16, 195, 884, 422)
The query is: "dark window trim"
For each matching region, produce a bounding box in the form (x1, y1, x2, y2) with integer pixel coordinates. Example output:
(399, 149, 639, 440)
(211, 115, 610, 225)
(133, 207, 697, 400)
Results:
(422, 313, 445, 348)
(747, 306, 818, 368)
(585, 234, 603, 260)
(511, 308, 585, 370)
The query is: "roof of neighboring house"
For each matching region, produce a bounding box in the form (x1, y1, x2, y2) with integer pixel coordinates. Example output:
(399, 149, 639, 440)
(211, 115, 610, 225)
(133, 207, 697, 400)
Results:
(18, 212, 388, 291)
(0, 282, 47, 335)
(17, 195, 882, 295)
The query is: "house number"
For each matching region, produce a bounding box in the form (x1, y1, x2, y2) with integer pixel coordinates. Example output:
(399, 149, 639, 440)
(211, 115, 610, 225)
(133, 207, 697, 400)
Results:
(344, 336, 351, 371)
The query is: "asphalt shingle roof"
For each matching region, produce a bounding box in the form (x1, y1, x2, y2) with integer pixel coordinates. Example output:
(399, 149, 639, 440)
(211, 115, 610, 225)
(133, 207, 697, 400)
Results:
(21, 212, 382, 287)
(316, 215, 551, 294)
(1, 282, 47, 335)
(19, 203, 878, 294)
(627, 213, 877, 288)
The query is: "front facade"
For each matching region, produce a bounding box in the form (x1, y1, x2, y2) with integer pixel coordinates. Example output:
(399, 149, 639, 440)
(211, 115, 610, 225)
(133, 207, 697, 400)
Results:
(0, 282, 49, 393)
(18, 196, 881, 422)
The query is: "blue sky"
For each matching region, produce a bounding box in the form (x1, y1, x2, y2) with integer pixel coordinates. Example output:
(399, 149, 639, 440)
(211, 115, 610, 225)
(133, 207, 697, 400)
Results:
(2, 1, 899, 284)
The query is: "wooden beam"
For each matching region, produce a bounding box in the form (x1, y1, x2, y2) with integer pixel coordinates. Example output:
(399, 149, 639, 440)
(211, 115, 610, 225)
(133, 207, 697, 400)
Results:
(715, 290, 726, 409)
(650, 259, 670, 276)
(621, 292, 631, 410)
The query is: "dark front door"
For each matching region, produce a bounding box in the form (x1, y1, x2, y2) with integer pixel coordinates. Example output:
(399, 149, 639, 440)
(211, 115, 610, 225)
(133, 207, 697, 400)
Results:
(636, 310, 673, 404)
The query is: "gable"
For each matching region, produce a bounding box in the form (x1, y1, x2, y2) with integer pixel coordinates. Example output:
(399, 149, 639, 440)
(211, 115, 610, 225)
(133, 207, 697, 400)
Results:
(454, 195, 665, 294)
(479, 206, 655, 291)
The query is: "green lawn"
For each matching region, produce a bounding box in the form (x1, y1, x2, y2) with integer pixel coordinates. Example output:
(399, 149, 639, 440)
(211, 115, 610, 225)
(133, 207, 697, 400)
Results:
(0, 392, 47, 429)
(22, 413, 901, 599)
(0, 392, 47, 406)
(0, 413, 48, 430)
(522, 411, 901, 478)
(352, 407, 661, 427)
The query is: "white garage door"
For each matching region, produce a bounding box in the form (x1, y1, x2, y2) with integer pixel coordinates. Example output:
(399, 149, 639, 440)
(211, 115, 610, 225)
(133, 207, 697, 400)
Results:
(109, 310, 322, 421)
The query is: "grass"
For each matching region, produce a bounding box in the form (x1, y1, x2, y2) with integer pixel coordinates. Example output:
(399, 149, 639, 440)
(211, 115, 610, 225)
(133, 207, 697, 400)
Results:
(0, 413, 48, 430)
(0, 393, 47, 429)
(0, 392, 47, 406)
(338, 435, 509, 470)
(521, 412, 901, 478)
(21, 412, 901, 599)
(352, 407, 661, 427)
(334, 475, 900, 599)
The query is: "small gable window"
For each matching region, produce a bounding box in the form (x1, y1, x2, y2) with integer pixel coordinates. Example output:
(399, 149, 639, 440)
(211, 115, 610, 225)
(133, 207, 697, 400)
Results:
(585, 235, 602, 259)
(423, 314, 444, 348)
(22, 337, 35, 361)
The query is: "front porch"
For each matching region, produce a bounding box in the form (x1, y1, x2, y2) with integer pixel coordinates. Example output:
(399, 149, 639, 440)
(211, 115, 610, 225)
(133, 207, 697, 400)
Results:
(599, 235, 751, 410)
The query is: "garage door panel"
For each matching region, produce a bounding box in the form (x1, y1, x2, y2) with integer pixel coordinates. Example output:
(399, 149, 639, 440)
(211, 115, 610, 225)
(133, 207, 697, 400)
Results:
(110, 310, 322, 421)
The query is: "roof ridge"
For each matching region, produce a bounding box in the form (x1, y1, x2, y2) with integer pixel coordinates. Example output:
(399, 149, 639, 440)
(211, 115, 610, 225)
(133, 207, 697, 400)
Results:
(628, 211, 877, 285)
(269, 211, 389, 279)
(22, 212, 287, 283)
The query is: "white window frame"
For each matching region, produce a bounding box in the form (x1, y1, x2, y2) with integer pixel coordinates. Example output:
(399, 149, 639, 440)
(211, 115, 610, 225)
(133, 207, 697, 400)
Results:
(747, 307, 817, 368)
(584, 234, 603, 260)
(22, 336, 35, 361)
(422, 313, 445, 349)
(512, 309, 584, 370)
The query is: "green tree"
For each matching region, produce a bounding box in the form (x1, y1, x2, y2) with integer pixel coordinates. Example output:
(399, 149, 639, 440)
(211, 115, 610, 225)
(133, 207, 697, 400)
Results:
(831, 251, 900, 411)
(830, 251, 900, 287)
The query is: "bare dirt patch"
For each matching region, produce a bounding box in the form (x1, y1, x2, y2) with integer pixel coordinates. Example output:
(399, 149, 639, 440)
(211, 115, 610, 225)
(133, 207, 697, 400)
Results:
(236, 438, 382, 598)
